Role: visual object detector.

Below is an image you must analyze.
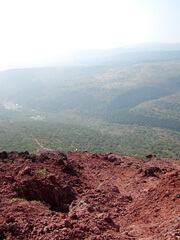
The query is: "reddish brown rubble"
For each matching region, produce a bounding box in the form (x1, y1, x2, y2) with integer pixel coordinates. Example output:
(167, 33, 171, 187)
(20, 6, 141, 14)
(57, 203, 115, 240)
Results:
(0, 151, 180, 239)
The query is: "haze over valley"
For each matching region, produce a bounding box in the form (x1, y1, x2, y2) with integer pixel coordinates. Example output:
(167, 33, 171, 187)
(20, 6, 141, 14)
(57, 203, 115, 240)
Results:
(0, 43, 180, 158)
(0, 0, 180, 158)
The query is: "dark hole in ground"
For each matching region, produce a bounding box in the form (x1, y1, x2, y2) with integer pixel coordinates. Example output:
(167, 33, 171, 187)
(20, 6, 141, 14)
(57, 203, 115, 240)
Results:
(12, 177, 75, 213)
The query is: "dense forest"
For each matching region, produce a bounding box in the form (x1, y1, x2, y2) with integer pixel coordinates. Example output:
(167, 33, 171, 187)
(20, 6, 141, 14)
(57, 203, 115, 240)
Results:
(0, 45, 180, 158)
(0, 121, 180, 159)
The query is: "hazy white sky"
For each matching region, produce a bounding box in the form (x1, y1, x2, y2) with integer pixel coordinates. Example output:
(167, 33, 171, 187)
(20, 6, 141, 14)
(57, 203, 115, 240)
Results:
(0, 0, 180, 70)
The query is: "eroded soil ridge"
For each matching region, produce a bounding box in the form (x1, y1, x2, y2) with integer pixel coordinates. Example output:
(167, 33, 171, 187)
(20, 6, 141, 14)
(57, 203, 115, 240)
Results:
(0, 151, 180, 239)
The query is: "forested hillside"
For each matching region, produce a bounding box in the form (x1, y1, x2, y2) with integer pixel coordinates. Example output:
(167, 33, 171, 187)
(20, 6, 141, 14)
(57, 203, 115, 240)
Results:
(0, 46, 180, 158)
(0, 121, 180, 159)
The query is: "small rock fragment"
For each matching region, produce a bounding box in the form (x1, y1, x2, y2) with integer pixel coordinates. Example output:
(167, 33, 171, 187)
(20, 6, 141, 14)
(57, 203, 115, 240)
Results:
(64, 220, 73, 229)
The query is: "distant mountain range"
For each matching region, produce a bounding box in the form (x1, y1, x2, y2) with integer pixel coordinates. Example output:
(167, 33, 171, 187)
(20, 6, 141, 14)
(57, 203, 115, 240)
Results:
(53, 42, 180, 66)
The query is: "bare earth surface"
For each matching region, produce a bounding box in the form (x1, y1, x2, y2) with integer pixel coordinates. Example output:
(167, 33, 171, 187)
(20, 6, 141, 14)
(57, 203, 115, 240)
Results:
(0, 150, 180, 239)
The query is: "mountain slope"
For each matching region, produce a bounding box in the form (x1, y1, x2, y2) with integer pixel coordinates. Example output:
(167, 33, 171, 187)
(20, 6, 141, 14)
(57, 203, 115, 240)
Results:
(0, 46, 180, 157)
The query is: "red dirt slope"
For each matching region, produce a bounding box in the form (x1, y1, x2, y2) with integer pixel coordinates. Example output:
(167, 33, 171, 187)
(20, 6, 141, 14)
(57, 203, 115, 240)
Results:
(0, 150, 180, 239)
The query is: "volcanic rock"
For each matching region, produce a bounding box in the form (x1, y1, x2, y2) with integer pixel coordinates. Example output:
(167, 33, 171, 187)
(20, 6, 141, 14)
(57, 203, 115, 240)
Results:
(0, 151, 8, 160)
(0, 150, 179, 239)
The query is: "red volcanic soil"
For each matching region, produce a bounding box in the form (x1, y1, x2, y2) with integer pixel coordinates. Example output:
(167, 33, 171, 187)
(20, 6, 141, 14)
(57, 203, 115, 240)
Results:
(0, 150, 180, 239)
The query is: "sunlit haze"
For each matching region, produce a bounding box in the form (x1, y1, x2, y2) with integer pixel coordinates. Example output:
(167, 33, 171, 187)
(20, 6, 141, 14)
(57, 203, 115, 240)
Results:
(0, 0, 180, 70)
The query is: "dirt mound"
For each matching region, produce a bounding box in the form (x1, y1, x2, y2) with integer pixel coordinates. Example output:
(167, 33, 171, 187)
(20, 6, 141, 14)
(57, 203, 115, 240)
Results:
(0, 151, 180, 239)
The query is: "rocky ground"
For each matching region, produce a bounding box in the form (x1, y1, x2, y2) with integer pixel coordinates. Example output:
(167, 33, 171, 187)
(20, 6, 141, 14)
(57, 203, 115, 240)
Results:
(0, 150, 180, 240)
